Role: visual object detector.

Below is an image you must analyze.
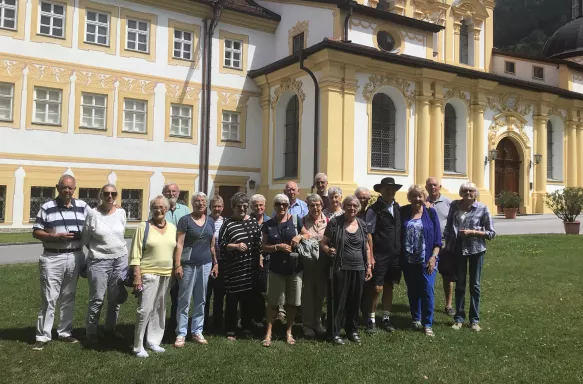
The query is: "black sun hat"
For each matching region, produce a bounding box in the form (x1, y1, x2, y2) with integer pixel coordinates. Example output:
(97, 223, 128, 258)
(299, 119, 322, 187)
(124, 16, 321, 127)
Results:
(373, 177, 403, 193)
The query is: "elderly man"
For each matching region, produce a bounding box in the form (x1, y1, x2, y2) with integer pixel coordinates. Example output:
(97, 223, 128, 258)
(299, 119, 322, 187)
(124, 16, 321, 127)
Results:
(314, 173, 330, 210)
(279, 181, 308, 218)
(32, 175, 90, 351)
(365, 177, 402, 333)
(354, 187, 371, 221)
(425, 177, 454, 316)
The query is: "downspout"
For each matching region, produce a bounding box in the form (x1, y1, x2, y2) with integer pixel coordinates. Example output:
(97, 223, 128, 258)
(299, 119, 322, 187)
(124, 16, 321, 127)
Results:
(299, 51, 319, 193)
(343, 0, 354, 42)
(199, 19, 208, 193)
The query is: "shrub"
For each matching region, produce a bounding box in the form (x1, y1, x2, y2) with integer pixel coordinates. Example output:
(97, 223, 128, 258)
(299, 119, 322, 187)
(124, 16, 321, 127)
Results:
(495, 190, 521, 208)
(545, 187, 583, 222)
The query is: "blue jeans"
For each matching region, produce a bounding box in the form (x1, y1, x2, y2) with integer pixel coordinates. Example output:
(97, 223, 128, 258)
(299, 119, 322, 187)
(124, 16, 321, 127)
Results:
(176, 263, 212, 337)
(454, 252, 485, 324)
(403, 263, 436, 327)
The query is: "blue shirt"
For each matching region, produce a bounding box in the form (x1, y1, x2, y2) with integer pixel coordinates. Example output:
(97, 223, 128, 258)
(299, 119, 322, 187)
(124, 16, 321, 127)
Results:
(165, 203, 190, 226)
(271, 199, 309, 218)
(177, 215, 215, 266)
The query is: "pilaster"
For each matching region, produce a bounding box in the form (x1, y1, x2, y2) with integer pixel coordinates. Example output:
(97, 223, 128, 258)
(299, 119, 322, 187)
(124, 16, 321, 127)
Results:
(532, 114, 548, 213)
(415, 94, 432, 185)
(484, 7, 494, 72)
(473, 26, 481, 69)
(578, 121, 583, 187)
(566, 112, 578, 187)
(257, 79, 271, 198)
(429, 82, 444, 181)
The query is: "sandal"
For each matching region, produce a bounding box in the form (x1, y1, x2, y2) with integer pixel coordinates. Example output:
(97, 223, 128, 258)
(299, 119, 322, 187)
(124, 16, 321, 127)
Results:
(261, 336, 272, 347)
(285, 334, 296, 345)
(424, 327, 435, 337)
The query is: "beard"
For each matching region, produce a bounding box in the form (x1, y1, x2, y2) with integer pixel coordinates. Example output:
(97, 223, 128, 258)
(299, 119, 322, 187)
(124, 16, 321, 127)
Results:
(168, 197, 177, 207)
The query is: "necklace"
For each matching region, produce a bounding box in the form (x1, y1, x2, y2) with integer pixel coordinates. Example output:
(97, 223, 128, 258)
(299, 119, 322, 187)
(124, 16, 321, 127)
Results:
(153, 220, 167, 229)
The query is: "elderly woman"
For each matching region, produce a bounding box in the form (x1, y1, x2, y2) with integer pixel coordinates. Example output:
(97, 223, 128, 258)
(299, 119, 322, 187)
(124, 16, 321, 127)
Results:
(204, 195, 225, 331)
(82, 184, 128, 344)
(444, 182, 496, 332)
(321, 196, 372, 345)
(249, 194, 270, 325)
(129, 195, 177, 358)
(323, 187, 344, 219)
(219, 192, 262, 340)
(173, 193, 217, 347)
(301, 193, 328, 338)
(400, 185, 442, 337)
(261, 194, 309, 346)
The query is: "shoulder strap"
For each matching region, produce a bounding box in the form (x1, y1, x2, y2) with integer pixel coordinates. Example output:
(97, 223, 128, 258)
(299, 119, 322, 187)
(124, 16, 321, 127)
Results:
(142, 221, 150, 253)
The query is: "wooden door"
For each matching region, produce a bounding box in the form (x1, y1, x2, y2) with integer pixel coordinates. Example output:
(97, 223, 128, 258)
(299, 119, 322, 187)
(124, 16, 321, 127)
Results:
(217, 186, 240, 218)
(495, 138, 520, 212)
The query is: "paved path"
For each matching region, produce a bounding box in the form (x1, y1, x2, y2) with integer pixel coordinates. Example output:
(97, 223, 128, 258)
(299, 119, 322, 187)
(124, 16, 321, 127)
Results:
(0, 215, 576, 265)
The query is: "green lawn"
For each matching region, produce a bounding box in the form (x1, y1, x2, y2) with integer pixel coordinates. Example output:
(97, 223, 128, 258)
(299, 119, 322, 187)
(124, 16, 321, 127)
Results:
(0, 229, 136, 244)
(0, 235, 581, 383)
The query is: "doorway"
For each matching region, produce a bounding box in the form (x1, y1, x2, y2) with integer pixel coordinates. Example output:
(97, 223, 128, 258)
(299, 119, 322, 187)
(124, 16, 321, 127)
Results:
(495, 137, 521, 212)
(217, 186, 240, 218)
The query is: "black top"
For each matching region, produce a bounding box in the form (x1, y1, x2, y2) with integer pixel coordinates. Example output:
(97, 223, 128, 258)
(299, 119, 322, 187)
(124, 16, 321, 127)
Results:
(262, 215, 304, 276)
(324, 215, 368, 272)
(368, 198, 401, 259)
(341, 229, 365, 271)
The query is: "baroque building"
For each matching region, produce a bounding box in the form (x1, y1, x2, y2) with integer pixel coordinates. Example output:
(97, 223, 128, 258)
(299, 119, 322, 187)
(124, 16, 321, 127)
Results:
(0, 0, 582, 228)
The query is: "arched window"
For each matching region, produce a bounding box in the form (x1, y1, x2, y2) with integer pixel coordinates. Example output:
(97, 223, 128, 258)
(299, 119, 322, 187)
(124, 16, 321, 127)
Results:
(547, 120, 554, 179)
(460, 20, 469, 65)
(371, 93, 396, 169)
(444, 104, 457, 172)
(284, 95, 299, 178)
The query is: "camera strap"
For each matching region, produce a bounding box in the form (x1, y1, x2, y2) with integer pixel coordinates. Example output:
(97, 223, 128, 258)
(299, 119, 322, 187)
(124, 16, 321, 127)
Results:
(56, 199, 81, 233)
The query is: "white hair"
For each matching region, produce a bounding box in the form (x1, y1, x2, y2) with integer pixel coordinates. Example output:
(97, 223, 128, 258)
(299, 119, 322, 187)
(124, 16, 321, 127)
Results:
(250, 194, 266, 205)
(328, 186, 343, 197)
(273, 193, 290, 205)
(354, 187, 370, 197)
(191, 192, 208, 206)
(314, 172, 328, 182)
(342, 195, 361, 212)
(459, 182, 479, 197)
(58, 174, 76, 186)
(162, 183, 180, 192)
(150, 195, 170, 210)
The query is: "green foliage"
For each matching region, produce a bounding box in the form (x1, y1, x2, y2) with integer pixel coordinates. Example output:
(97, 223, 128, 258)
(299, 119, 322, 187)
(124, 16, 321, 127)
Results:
(495, 190, 521, 208)
(545, 187, 583, 222)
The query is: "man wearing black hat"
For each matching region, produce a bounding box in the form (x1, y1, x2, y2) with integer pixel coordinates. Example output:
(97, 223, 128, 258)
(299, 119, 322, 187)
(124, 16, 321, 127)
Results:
(365, 177, 402, 333)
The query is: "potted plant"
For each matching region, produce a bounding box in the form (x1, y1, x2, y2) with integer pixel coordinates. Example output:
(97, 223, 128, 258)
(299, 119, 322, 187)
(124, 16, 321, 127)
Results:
(495, 190, 521, 219)
(545, 187, 583, 235)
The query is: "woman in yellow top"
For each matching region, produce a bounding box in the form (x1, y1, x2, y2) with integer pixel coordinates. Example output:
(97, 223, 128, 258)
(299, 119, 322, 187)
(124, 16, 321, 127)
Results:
(129, 195, 177, 358)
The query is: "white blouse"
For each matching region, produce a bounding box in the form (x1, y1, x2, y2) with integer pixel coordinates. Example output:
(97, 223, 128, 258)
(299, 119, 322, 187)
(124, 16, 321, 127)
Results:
(82, 208, 128, 260)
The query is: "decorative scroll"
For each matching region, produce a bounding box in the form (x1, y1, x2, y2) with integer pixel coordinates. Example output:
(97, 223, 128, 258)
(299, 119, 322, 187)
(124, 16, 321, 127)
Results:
(362, 74, 415, 107)
(271, 77, 305, 108)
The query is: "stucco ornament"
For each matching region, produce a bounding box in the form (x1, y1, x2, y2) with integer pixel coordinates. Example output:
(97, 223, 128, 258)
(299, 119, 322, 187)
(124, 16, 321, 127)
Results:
(219, 92, 250, 109)
(75, 71, 116, 89)
(548, 107, 567, 121)
(443, 87, 470, 109)
(362, 74, 415, 107)
(488, 113, 531, 150)
(271, 78, 305, 109)
(486, 93, 532, 116)
(118, 77, 157, 94)
(27, 63, 72, 83)
(0, 59, 25, 78)
(165, 83, 201, 100)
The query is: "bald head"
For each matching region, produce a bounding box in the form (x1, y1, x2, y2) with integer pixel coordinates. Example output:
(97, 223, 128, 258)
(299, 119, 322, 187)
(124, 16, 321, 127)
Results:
(284, 181, 300, 203)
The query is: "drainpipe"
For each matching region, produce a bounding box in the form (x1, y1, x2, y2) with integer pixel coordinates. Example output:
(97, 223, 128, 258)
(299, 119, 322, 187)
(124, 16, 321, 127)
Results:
(343, 0, 354, 42)
(299, 51, 319, 193)
(199, 19, 208, 193)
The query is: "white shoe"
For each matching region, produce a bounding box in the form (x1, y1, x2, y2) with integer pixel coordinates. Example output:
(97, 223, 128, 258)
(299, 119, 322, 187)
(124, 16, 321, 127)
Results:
(135, 350, 149, 358)
(451, 322, 463, 330)
(471, 323, 482, 332)
(148, 344, 165, 353)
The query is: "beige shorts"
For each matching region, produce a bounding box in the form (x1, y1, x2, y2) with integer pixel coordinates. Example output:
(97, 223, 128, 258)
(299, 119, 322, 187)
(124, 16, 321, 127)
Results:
(267, 271, 303, 307)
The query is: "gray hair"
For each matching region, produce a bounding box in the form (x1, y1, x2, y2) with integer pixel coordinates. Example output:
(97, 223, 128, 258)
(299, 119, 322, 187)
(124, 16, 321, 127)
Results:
(191, 192, 208, 206)
(328, 186, 343, 197)
(58, 174, 76, 186)
(273, 193, 290, 205)
(250, 194, 266, 205)
(342, 195, 361, 212)
(98, 183, 117, 203)
(354, 187, 370, 197)
(162, 182, 180, 192)
(314, 172, 328, 182)
(459, 182, 479, 197)
(306, 193, 323, 206)
(150, 195, 170, 210)
(230, 192, 250, 208)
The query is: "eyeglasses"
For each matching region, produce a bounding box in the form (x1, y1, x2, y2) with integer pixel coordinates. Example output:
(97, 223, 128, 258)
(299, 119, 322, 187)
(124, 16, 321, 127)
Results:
(103, 192, 118, 197)
(345, 204, 359, 208)
(234, 204, 249, 210)
(275, 202, 289, 208)
(462, 189, 476, 194)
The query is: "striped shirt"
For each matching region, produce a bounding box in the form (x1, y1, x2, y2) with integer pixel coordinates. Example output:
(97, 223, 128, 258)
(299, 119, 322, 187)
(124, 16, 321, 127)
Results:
(218, 216, 261, 293)
(213, 216, 224, 260)
(33, 198, 90, 250)
(443, 200, 496, 256)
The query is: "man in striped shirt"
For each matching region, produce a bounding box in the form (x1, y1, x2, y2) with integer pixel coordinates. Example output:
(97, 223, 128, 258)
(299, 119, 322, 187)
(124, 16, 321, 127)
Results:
(32, 175, 90, 351)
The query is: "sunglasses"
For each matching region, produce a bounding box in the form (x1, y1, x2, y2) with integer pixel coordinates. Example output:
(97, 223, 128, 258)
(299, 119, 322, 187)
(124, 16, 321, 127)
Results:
(234, 204, 249, 210)
(275, 202, 289, 207)
(103, 192, 118, 197)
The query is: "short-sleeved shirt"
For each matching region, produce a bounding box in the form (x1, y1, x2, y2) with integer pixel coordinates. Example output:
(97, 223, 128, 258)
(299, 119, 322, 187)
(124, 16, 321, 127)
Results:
(177, 215, 215, 266)
(262, 215, 304, 275)
(33, 198, 90, 250)
(427, 194, 452, 234)
(165, 203, 190, 226)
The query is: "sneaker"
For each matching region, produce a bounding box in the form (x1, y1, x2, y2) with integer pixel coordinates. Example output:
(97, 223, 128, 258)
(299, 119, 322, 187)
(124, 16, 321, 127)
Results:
(32, 341, 48, 351)
(332, 336, 345, 345)
(411, 321, 423, 330)
(148, 344, 166, 353)
(471, 323, 482, 332)
(174, 336, 186, 348)
(135, 350, 149, 358)
(445, 307, 456, 316)
(381, 318, 395, 332)
(366, 321, 378, 334)
(192, 334, 208, 345)
(451, 322, 463, 330)
(58, 336, 79, 344)
(303, 326, 316, 338)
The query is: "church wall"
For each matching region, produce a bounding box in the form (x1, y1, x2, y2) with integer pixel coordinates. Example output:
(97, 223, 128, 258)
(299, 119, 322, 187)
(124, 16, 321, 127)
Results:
(491, 55, 560, 87)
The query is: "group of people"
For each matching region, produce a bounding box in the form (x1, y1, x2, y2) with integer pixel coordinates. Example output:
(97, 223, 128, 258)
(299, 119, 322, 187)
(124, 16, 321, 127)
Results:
(31, 172, 495, 355)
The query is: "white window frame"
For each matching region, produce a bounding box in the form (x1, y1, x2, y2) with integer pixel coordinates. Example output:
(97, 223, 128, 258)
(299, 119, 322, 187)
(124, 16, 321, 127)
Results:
(80, 92, 107, 130)
(223, 38, 243, 69)
(170, 103, 192, 137)
(533, 66, 544, 80)
(221, 111, 240, 142)
(0, 0, 18, 30)
(122, 98, 147, 133)
(173, 29, 193, 61)
(126, 18, 149, 53)
(33, 86, 62, 125)
(0, 82, 14, 122)
(84, 9, 109, 46)
(504, 61, 516, 75)
(38, 0, 65, 38)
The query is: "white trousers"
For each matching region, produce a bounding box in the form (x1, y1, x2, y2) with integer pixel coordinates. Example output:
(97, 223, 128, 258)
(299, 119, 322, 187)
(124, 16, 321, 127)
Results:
(36, 251, 83, 342)
(133, 274, 170, 352)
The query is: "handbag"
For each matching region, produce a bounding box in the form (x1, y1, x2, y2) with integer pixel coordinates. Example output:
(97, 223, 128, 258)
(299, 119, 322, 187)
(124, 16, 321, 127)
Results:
(180, 217, 209, 263)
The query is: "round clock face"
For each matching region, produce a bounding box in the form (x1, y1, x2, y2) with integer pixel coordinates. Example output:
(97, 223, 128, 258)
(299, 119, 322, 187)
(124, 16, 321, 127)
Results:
(377, 31, 395, 52)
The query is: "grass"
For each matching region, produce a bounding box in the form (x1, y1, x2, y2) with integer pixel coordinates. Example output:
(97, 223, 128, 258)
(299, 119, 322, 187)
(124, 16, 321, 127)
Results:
(0, 229, 136, 244)
(0, 235, 582, 384)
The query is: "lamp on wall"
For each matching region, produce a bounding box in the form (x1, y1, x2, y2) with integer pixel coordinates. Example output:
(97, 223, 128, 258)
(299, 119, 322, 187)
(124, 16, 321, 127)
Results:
(533, 153, 543, 165)
(484, 149, 498, 165)
(248, 179, 256, 189)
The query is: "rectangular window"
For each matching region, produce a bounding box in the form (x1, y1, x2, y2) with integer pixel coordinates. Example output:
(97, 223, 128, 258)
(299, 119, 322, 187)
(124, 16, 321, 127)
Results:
(85, 9, 109, 46)
(123, 98, 147, 133)
(504, 61, 516, 75)
(173, 29, 193, 60)
(0, 185, 6, 222)
(33, 87, 62, 125)
(224, 38, 242, 69)
(221, 111, 240, 142)
(30, 186, 54, 220)
(0, 82, 14, 122)
(0, 0, 17, 30)
(122, 189, 142, 221)
(126, 18, 149, 53)
(292, 33, 304, 55)
(39, 1, 65, 38)
(170, 104, 192, 137)
(80, 92, 106, 130)
(533, 66, 544, 80)
(78, 187, 100, 208)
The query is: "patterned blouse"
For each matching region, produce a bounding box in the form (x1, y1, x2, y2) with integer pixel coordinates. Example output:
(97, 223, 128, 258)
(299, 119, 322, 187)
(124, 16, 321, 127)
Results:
(404, 218, 426, 264)
(443, 200, 496, 256)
